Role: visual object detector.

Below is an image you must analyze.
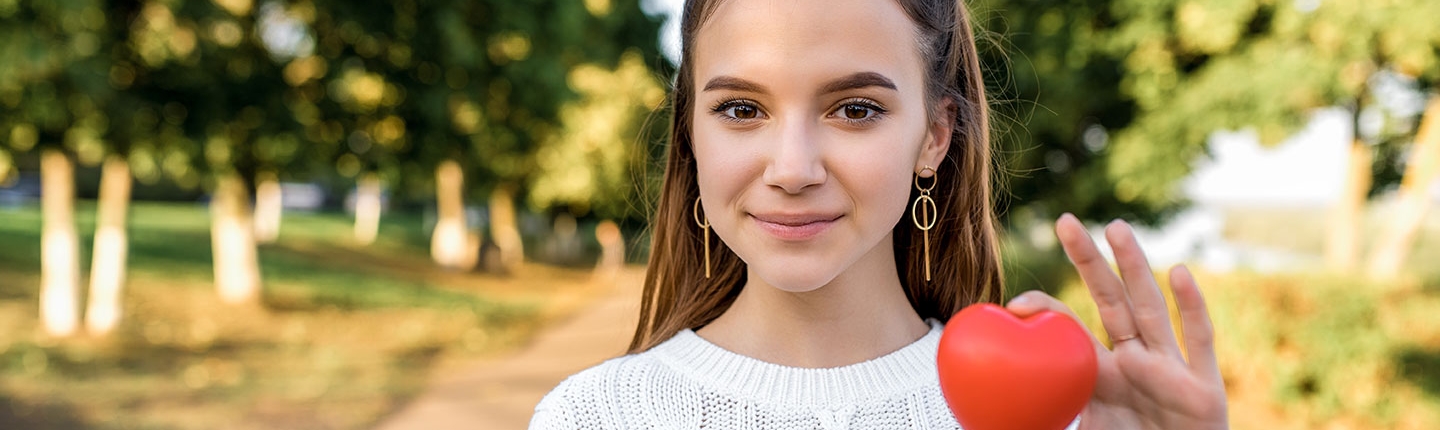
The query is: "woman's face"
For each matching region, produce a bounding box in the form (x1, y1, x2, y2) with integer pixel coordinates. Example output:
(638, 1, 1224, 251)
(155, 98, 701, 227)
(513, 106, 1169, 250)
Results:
(691, 0, 951, 292)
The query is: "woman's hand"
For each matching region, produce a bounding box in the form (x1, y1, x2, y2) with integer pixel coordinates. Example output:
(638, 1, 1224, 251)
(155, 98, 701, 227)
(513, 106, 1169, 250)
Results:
(1006, 213, 1228, 430)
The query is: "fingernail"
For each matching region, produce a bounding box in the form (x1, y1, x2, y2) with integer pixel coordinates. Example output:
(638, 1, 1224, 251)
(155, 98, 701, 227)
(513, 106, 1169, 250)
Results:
(1007, 294, 1033, 308)
(1176, 264, 1193, 278)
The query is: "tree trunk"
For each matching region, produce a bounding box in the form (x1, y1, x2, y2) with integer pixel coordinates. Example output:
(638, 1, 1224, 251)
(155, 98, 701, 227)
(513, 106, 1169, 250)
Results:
(39, 149, 80, 337)
(354, 172, 383, 245)
(591, 219, 625, 283)
(85, 156, 132, 336)
(211, 173, 262, 304)
(1367, 96, 1440, 279)
(490, 185, 524, 273)
(431, 160, 472, 269)
(253, 172, 282, 244)
(1325, 138, 1372, 272)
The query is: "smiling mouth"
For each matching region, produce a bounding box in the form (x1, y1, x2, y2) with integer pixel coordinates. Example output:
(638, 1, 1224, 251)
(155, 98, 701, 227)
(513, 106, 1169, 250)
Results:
(750, 213, 842, 241)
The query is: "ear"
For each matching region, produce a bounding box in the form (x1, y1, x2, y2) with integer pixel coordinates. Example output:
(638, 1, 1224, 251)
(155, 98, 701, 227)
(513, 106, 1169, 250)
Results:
(917, 97, 957, 176)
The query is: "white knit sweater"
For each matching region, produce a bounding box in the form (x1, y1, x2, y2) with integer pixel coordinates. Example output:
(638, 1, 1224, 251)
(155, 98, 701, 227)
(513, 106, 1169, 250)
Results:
(533, 320, 997, 429)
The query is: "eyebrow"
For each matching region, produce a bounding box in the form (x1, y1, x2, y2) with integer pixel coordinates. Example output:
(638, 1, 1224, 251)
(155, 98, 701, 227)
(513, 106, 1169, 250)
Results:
(817, 72, 898, 94)
(700, 72, 898, 95)
(702, 76, 768, 93)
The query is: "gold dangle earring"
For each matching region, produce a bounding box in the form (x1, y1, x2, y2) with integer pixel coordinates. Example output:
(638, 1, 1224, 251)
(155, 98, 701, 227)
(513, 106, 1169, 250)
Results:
(694, 197, 712, 279)
(912, 166, 937, 281)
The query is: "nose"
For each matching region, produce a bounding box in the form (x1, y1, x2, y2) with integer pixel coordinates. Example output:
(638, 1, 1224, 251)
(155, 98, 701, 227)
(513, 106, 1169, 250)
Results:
(762, 116, 827, 194)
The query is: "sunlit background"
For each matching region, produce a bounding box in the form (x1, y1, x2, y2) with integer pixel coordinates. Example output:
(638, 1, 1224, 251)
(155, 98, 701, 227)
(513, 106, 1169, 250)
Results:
(1, 0, 1437, 429)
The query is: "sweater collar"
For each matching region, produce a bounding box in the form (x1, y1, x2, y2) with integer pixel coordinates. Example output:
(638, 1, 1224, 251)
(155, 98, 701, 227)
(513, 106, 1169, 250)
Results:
(649, 319, 943, 408)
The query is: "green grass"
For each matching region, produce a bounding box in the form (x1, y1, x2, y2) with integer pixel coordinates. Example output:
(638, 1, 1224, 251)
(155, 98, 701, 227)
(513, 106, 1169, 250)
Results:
(0, 201, 599, 430)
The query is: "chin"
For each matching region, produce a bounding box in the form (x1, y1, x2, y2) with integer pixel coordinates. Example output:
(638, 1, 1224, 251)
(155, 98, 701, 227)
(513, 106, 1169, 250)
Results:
(747, 259, 842, 293)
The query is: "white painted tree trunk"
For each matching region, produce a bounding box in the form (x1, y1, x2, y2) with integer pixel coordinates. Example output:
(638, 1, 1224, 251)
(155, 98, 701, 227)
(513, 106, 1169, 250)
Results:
(354, 173, 383, 245)
(253, 172, 282, 244)
(85, 156, 132, 336)
(431, 160, 472, 269)
(489, 186, 524, 273)
(1325, 139, 1372, 273)
(591, 219, 625, 283)
(1367, 96, 1440, 279)
(39, 149, 80, 337)
(211, 173, 262, 304)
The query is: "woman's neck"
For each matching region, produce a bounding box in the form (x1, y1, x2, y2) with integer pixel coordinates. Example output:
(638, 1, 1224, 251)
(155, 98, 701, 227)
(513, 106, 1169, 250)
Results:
(695, 238, 930, 368)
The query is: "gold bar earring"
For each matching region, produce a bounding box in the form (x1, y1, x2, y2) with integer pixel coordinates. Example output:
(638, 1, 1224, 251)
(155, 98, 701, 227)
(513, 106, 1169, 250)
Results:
(694, 198, 711, 279)
(912, 167, 937, 281)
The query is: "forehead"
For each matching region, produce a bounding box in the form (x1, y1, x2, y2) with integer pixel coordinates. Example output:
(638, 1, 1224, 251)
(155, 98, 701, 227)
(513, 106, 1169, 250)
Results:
(692, 0, 924, 93)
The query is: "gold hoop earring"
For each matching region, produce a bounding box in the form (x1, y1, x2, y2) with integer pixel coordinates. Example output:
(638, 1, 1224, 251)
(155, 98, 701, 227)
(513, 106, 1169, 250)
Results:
(912, 166, 937, 281)
(694, 197, 711, 279)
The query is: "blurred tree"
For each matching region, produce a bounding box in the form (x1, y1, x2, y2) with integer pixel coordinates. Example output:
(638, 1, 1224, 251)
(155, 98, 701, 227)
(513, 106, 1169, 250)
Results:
(247, 2, 332, 245)
(973, 0, 1439, 276)
(969, 0, 1161, 227)
(293, 1, 444, 249)
(310, 0, 664, 270)
(0, 0, 112, 337)
(123, 0, 307, 304)
(1368, 95, 1440, 278)
(1093, 0, 1440, 273)
(84, 0, 272, 333)
(83, 0, 159, 336)
(527, 50, 666, 220)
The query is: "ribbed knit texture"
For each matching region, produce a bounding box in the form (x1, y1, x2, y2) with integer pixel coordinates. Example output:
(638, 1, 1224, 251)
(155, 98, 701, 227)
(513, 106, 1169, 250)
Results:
(531, 320, 966, 429)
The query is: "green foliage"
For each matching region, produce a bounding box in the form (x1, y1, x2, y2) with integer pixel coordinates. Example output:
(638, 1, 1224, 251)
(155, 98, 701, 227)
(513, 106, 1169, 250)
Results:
(0, 0, 112, 172)
(527, 50, 666, 219)
(1102, 0, 1440, 207)
(306, 0, 665, 212)
(0, 0, 667, 219)
(972, 0, 1193, 225)
(975, 0, 1440, 224)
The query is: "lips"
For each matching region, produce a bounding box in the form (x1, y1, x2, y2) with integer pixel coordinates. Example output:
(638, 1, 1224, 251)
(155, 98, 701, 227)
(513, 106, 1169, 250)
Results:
(750, 212, 841, 241)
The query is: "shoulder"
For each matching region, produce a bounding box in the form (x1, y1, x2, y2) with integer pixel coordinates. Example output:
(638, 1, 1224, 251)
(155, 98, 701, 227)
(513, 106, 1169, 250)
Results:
(529, 353, 671, 429)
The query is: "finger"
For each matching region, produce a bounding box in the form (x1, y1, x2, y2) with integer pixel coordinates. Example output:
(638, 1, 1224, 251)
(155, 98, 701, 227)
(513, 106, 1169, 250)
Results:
(1170, 265, 1222, 383)
(1104, 220, 1183, 359)
(1055, 214, 1138, 347)
(1006, 290, 1106, 351)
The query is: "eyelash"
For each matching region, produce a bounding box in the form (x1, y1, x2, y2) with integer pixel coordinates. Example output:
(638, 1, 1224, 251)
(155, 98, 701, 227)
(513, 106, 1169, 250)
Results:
(706, 97, 889, 126)
(710, 98, 763, 124)
(830, 98, 887, 125)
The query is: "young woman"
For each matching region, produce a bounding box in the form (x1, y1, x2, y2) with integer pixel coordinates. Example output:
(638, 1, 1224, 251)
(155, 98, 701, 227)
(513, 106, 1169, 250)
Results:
(531, 0, 1229, 428)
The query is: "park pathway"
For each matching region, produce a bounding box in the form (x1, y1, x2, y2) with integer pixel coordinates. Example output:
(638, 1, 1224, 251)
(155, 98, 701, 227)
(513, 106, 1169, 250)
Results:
(372, 269, 643, 430)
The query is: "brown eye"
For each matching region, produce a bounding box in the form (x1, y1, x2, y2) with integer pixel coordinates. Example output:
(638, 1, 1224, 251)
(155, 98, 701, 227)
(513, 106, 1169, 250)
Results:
(832, 99, 886, 123)
(843, 104, 871, 120)
(713, 100, 763, 122)
(731, 105, 758, 119)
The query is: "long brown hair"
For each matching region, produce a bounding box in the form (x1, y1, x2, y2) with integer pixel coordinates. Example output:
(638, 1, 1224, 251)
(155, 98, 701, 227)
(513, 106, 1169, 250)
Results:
(628, 0, 1002, 353)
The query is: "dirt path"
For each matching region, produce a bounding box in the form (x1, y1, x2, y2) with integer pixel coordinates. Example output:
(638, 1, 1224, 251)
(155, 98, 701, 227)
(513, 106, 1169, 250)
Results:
(372, 269, 643, 430)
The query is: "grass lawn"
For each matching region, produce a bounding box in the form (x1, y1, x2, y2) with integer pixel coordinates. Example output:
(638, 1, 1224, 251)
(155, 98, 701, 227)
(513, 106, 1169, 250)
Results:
(0, 201, 611, 430)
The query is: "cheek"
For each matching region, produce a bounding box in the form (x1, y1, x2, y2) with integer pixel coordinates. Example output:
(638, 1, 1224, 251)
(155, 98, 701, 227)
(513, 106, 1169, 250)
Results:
(833, 151, 914, 222)
(844, 126, 933, 227)
(691, 121, 759, 207)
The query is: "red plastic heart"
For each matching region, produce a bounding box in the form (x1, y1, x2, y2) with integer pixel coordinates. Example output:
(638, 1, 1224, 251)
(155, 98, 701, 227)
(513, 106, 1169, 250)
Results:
(937, 303, 1098, 430)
